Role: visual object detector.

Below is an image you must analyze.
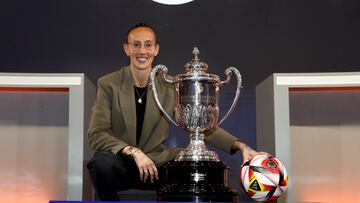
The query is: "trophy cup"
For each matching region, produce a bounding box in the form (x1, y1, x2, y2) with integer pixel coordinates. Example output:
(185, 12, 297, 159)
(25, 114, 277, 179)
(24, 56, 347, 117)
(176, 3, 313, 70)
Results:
(150, 47, 242, 202)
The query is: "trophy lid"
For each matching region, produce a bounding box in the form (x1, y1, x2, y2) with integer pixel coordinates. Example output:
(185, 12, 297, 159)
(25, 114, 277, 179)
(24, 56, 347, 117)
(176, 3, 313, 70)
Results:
(177, 47, 219, 82)
(184, 47, 208, 73)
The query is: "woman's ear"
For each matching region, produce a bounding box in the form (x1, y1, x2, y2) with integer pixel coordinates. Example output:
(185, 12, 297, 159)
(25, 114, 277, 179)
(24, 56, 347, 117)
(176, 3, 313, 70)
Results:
(123, 43, 130, 56)
(154, 44, 160, 56)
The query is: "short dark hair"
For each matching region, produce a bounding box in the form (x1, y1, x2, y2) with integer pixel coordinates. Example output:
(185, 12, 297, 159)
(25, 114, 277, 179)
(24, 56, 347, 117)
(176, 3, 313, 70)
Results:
(125, 22, 157, 43)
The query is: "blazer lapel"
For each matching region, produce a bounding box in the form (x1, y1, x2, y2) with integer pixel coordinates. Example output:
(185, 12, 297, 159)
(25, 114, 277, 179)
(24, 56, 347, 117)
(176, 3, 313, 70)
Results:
(139, 76, 167, 148)
(118, 66, 137, 146)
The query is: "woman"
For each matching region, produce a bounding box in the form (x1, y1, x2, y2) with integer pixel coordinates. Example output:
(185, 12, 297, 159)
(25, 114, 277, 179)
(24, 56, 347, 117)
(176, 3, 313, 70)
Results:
(87, 22, 266, 201)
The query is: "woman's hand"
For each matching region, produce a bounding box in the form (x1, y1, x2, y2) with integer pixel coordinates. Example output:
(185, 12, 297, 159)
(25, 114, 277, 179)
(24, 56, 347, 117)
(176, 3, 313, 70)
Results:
(122, 146, 158, 183)
(131, 149, 158, 183)
(232, 141, 269, 163)
(241, 145, 268, 163)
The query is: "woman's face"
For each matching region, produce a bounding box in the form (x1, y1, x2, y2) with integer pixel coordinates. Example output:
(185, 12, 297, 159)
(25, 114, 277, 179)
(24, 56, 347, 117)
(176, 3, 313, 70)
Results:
(123, 27, 159, 71)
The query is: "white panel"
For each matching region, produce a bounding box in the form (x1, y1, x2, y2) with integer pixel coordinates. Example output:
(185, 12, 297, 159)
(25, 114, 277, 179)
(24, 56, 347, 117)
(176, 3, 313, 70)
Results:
(0, 73, 96, 201)
(256, 72, 360, 203)
(0, 91, 68, 203)
(0, 75, 81, 86)
(276, 74, 360, 86)
(289, 89, 360, 203)
(290, 125, 360, 202)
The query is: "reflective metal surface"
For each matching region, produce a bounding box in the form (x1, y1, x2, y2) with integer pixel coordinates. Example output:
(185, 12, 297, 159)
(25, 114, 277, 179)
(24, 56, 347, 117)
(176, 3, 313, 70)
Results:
(150, 47, 242, 161)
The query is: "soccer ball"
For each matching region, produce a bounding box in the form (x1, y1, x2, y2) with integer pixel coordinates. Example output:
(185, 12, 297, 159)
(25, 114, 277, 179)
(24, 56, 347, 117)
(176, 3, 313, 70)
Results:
(239, 154, 288, 201)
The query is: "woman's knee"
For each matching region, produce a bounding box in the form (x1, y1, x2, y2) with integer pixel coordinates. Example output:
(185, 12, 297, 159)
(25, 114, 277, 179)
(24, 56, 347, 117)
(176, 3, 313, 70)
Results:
(87, 151, 119, 176)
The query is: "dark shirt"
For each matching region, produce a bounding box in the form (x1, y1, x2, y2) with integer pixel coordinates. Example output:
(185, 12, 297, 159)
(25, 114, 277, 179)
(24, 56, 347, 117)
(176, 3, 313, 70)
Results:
(134, 86, 147, 146)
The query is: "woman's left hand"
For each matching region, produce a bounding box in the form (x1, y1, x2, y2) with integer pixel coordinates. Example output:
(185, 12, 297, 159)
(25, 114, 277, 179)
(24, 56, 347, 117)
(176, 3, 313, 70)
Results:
(241, 144, 269, 163)
(232, 140, 269, 163)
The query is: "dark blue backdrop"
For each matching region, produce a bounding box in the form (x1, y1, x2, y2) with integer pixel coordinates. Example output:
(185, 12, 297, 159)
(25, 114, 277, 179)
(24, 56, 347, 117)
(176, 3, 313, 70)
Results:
(1, 0, 359, 190)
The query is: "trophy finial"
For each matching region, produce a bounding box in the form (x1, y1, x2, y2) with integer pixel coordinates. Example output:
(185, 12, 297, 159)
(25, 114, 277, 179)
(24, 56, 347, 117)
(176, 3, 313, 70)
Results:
(193, 47, 200, 62)
(185, 46, 208, 73)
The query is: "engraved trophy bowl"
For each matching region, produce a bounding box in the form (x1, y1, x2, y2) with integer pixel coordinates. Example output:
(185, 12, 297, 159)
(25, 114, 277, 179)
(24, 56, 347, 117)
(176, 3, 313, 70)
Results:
(150, 47, 242, 162)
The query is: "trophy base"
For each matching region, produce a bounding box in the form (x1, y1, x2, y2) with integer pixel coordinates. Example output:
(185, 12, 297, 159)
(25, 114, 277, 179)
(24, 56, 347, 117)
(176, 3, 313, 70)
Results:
(157, 161, 238, 203)
(174, 133, 220, 161)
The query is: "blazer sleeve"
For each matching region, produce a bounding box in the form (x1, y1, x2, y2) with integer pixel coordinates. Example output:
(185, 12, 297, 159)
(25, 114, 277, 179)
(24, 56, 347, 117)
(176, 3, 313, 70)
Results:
(87, 78, 129, 155)
(204, 127, 239, 154)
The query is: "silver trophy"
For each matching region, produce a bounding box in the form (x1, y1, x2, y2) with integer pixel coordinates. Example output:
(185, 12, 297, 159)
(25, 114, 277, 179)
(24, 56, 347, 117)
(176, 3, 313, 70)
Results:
(150, 47, 242, 162)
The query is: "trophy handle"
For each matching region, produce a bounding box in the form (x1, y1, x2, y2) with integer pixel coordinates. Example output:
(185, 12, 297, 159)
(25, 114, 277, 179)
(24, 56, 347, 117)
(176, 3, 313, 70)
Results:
(150, 64, 178, 126)
(218, 67, 242, 126)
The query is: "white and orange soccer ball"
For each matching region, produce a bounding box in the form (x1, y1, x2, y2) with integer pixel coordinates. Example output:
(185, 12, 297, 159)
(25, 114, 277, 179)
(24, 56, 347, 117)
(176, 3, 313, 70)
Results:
(240, 154, 288, 202)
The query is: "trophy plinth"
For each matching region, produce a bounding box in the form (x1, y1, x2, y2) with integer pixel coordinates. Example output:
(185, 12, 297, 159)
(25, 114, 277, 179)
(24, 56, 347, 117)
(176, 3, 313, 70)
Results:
(157, 161, 238, 202)
(150, 47, 242, 202)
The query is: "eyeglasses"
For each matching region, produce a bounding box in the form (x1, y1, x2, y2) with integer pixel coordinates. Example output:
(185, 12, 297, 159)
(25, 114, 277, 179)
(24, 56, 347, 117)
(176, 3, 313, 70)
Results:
(127, 41, 156, 51)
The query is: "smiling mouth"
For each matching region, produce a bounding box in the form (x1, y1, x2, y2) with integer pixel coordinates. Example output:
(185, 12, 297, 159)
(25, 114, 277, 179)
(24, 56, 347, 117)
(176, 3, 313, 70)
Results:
(136, 56, 148, 63)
